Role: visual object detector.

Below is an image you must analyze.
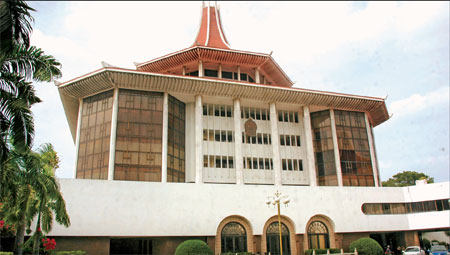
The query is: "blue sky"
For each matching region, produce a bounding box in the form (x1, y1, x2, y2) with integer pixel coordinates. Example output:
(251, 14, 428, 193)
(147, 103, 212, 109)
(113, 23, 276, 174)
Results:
(27, 1, 449, 183)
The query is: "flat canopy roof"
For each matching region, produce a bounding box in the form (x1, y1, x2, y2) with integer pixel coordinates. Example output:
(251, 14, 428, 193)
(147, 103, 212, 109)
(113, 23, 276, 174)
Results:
(57, 67, 389, 142)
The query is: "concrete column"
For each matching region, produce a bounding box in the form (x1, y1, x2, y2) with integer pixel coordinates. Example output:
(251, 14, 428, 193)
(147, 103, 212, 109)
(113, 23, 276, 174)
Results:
(161, 93, 169, 183)
(198, 61, 203, 77)
(218, 64, 222, 79)
(74, 99, 83, 178)
(330, 109, 343, 186)
(270, 103, 282, 186)
(365, 113, 380, 187)
(182, 66, 186, 76)
(233, 99, 243, 184)
(195, 95, 203, 183)
(107, 88, 119, 181)
(303, 106, 317, 186)
(237, 66, 241, 81)
(370, 126, 382, 186)
(255, 68, 260, 84)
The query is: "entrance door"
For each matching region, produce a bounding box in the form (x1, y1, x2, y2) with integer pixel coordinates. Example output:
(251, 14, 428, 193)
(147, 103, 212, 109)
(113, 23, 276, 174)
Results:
(266, 222, 291, 255)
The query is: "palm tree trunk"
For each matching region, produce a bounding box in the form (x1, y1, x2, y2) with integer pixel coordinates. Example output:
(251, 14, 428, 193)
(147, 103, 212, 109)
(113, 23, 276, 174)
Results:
(32, 200, 42, 255)
(14, 222, 25, 255)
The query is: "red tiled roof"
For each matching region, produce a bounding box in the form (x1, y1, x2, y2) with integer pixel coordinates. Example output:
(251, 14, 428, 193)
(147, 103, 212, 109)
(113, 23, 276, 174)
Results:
(192, 5, 230, 49)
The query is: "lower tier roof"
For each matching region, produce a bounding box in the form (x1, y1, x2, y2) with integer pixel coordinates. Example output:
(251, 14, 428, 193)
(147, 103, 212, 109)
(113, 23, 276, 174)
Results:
(57, 67, 389, 141)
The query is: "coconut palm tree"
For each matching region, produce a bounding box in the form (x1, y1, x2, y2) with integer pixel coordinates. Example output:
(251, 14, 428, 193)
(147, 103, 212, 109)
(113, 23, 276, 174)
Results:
(2, 144, 70, 255)
(1, 44, 62, 161)
(0, 0, 34, 53)
(0, 0, 62, 200)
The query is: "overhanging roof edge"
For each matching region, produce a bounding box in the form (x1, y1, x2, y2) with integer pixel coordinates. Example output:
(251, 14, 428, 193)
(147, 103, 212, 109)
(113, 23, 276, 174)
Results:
(60, 67, 386, 102)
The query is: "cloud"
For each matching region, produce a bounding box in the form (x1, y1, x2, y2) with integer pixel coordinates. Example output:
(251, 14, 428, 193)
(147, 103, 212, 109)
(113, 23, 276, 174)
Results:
(389, 86, 449, 119)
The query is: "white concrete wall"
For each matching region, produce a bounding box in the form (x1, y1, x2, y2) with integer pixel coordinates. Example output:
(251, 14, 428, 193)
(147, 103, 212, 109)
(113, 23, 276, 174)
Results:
(185, 103, 195, 182)
(422, 231, 450, 244)
(50, 179, 450, 237)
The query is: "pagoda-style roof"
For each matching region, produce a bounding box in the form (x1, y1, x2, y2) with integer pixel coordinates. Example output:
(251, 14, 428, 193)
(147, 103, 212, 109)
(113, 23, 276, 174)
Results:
(134, 3, 294, 88)
(135, 46, 294, 87)
(192, 5, 230, 49)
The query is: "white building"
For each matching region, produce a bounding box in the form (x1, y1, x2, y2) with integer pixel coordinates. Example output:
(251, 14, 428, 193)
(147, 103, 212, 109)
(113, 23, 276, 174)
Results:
(53, 3, 450, 255)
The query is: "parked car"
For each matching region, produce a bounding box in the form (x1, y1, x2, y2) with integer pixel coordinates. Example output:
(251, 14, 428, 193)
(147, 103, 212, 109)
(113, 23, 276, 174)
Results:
(403, 246, 425, 255)
(430, 245, 447, 255)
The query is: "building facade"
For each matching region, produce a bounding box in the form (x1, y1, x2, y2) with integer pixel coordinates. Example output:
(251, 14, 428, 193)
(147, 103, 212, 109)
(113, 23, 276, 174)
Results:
(54, 3, 450, 255)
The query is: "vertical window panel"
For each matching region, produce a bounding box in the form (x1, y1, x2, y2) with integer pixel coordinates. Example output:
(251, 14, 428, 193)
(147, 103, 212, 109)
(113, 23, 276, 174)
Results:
(311, 110, 337, 186)
(335, 110, 374, 187)
(114, 89, 163, 182)
(77, 90, 113, 180)
(167, 95, 186, 182)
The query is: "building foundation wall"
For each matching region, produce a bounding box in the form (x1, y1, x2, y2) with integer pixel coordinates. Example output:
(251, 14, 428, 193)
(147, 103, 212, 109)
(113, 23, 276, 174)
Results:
(404, 231, 420, 247)
(53, 237, 109, 255)
(340, 232, 370, 251)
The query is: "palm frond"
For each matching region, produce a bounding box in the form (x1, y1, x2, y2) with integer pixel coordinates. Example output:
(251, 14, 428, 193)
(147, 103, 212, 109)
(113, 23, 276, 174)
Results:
(41, 204, 53, 233)
(1, 45, 62, 82)
(0, 0, 35, 53)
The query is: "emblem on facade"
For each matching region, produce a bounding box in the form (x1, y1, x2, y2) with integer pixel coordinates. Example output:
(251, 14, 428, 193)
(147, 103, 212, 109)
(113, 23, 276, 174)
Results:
(244, 118, 257, 137)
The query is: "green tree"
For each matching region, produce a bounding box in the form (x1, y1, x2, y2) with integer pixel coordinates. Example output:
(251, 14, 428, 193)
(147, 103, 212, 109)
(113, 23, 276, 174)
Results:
(422, 238, 431, 250)
(2, 144, 70, 255)
(0, 0, 61, 206)
(0, 0, 62, 157)
(0, 0, 34, 53)
(382, 171, 434, 187)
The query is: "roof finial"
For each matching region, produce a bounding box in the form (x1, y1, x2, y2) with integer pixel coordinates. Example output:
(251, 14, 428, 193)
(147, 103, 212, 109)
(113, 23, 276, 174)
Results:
(191, 1, 230, 49)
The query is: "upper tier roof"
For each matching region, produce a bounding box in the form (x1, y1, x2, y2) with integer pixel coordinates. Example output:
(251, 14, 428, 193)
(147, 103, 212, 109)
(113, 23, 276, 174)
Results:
(192, 4, 230, 49)
(134, 3, 294, 87)
(135, 46, 294, 87)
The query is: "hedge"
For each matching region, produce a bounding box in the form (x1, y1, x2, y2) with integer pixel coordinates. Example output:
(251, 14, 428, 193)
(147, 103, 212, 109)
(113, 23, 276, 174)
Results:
(305, 248, 341, 255)
(52, 251, 87, 255)
(175, 240, 213, 255)
(349, 238, 383, 255)
(0, 252, 13, 255)
(221, 253, 254, 255)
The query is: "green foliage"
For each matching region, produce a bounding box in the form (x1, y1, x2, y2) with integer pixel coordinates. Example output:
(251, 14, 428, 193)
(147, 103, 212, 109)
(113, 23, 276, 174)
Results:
(305, 249, 341, 255)
(0, 252, 13, 255)
(0, 0, 35, 52)
(422, 238, 431, 249)
(52, 251, 87, 255)
(382, 171, 434, 187)
(1, 145, 70, 255)
(349, 238, 383, 255)
(0, 0, 62, 171)
(221, 253, 254, 255)
(175, 240, 213, 255)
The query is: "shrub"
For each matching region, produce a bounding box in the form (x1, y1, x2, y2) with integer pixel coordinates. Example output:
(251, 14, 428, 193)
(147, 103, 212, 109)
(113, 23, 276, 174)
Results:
(349, 238, 383, 255)
(0, 252, 13, 255)
(422, 238, 431, 249)
(305, 248, 341, 255)
(52, 251, 87, 255)
(221, 253, 254, 255)
(175, 240, 213, 255)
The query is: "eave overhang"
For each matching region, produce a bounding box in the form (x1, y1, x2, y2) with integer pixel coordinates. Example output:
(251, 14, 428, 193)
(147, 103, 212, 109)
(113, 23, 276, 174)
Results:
(58, 67, 389, 142)
(135, 46, 294, 87)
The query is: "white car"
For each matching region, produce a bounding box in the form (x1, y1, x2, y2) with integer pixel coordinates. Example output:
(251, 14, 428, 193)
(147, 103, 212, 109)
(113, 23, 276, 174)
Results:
(403, 246, 425, 255)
